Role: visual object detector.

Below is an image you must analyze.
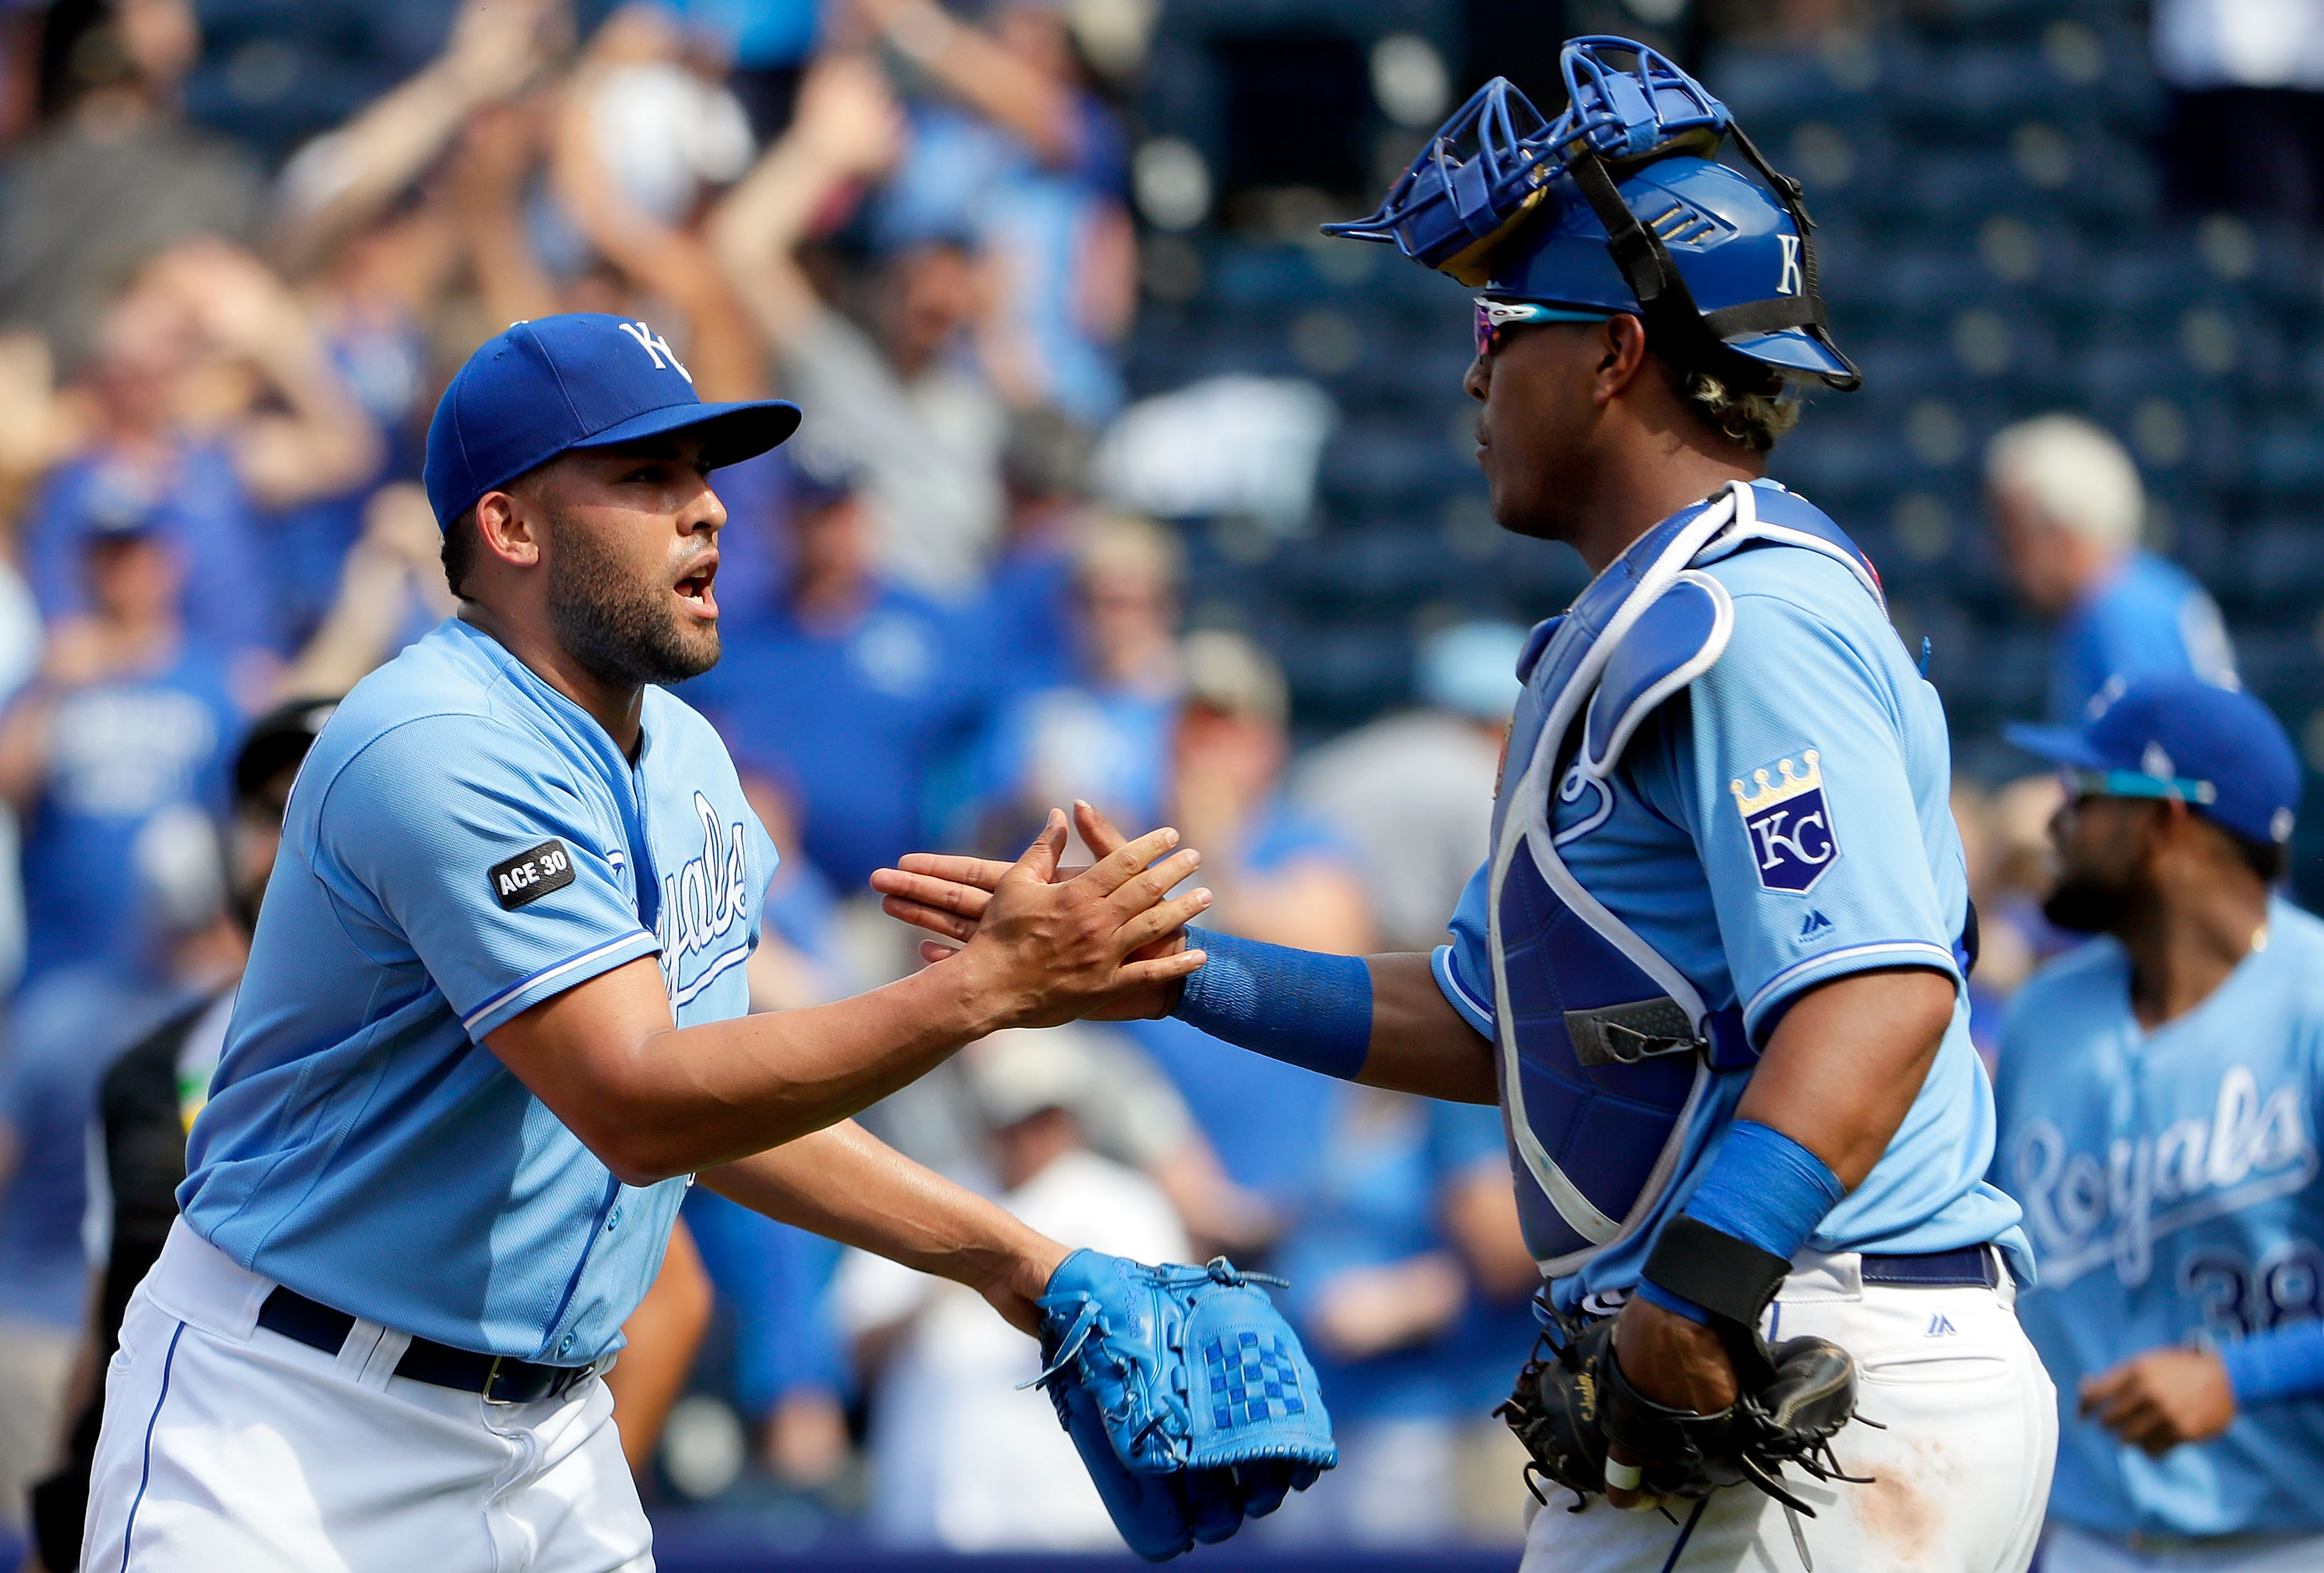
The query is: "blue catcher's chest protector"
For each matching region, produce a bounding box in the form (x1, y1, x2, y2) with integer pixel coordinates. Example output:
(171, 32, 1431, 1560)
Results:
(1487, 481, 1889, 1274)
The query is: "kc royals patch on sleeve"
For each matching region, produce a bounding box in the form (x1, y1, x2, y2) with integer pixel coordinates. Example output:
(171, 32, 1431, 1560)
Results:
(489, 841, 577, 911)
(1731, 749, 1838, 894)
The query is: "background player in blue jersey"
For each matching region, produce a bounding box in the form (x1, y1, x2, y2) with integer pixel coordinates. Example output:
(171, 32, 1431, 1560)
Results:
(880, 38, 2055, 1573)
(75, 312, 1222, 1572)
(1992, 678, 2324, 1573)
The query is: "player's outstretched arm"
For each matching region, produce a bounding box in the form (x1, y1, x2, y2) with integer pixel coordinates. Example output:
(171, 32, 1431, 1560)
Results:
(702, 1120, 1067, 1334)
(486, 813, 1212, 1186)
(875, 802, 1499, 1104)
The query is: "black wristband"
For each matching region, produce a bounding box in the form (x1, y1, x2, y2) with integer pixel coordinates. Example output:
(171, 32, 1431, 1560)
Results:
(1640, 1214, 1790, 1329)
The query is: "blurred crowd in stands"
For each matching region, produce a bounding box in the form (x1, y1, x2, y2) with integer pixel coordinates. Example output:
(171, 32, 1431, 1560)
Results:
(0, 0, 2298, 1562)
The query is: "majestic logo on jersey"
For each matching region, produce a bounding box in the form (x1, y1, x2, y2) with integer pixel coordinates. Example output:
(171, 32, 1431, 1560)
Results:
(490, 840, 575, 910)
(2011, 1064, 2320, 1289)
(1730, 750, 1838, 893)
(656, 791, 751, 1008)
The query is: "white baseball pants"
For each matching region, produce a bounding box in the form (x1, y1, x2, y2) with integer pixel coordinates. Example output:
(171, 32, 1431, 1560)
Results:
(81, 1219, 652, 1573)
(1522, 1249, 2057, 1573)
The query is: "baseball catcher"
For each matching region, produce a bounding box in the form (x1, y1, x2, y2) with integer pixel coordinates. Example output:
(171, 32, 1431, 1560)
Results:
(879, 35, 2058, 1573)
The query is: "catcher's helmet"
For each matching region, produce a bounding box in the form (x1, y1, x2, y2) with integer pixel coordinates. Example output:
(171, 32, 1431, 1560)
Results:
(1323, 37, 1859, 392)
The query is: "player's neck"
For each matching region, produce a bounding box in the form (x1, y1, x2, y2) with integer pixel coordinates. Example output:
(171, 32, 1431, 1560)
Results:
(457, 603, 647, 760)
(2120, 873, 2272, 1031)
(1564, 432, 1764, 577)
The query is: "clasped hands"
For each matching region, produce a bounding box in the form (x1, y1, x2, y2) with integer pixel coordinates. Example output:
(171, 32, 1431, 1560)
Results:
(877, 801, 1209, 1030)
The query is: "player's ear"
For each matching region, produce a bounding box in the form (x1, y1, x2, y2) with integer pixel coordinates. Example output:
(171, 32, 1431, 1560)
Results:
(474, 485, 544, 570)
(1593, 314, 1651, 402)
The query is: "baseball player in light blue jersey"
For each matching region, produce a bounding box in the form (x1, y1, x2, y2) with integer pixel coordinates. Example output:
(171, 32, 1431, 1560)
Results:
(880, 38, 2057, 1573)
(1992, 678, 2324, 1573)
(77, 314, 1223, 1572)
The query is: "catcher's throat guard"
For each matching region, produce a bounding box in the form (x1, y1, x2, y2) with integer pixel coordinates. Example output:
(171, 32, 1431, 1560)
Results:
(1322, 36, 1859, 391)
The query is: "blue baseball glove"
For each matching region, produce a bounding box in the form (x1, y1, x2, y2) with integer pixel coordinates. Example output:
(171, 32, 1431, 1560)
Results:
(1028, 1250, 1337, 1561)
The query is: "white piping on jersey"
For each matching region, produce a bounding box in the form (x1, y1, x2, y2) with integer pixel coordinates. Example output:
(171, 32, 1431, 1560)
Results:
(1742, 940, 1960, 1025)
(1487, 487, 1742, 1263)
(669, 940, 751, 1009)
(462, 933, 655, 1033)
(1551, 768, 1615, 847)
(1572, 569, 1736, 783)
(1433, 945, 1494, 1032)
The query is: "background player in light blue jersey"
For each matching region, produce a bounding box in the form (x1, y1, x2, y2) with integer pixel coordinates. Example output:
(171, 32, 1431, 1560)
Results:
(75, 313, 1224, 1572)
(879, 38, 2056, 1573)
(1993, 678, 2324, 1573)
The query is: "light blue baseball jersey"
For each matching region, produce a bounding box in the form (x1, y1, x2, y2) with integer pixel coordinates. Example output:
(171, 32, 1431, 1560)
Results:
(1435, 502, 2028, 1308)
(180, 618, 776, 1365)
(1993, 899, 2324, 1539)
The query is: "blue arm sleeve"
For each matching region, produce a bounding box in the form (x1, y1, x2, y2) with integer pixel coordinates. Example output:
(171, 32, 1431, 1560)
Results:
(1170, 927, 1373, 1081)
(2219, 1321, 2324, 1407)
(1637, 1120, 1845, 1324)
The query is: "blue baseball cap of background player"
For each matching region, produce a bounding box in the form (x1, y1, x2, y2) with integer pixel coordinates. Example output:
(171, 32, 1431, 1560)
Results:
(2005, 676, 2302, 853)
(1323, 36, 1859, 395)
(422, 312, 802, 528)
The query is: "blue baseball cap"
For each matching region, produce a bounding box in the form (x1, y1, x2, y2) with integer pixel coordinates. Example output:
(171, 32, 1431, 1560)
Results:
(423, 313, 801, 527)
(2005, 676, 2301, 848)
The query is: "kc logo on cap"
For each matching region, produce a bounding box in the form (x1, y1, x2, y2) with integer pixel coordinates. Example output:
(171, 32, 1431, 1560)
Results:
(616, 320, 692, 384)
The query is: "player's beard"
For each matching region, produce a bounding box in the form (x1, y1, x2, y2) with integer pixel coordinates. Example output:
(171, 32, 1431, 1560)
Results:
(544, 515, 720, 687)
(2041, 866, 2136, 934)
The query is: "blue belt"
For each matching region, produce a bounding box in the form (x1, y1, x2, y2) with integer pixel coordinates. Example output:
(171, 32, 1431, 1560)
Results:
(1858, 1246, 2003, 1289)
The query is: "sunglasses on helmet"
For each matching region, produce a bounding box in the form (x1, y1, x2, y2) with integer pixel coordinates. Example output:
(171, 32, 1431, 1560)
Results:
(1473, 298, 1616, 359)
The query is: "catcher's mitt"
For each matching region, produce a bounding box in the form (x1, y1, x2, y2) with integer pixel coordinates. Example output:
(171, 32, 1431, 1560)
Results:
(1029, 1250, 1337, 1562)
(1498, 1309, 1867, 1516)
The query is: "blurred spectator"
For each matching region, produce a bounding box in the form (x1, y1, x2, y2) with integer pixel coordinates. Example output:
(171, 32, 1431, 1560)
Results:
(837, 1026, 1187, 1550)
(602, 1218, 715, 1482)
(25, 245, 384, 666)
(1986, 415, 2237, 725)
(1166, 630, 1373, 955)
(1121, 631, 1375, 1212)
(681, 454, 991, 893)
(972, 513, 1182, 850)
(0, 0, 261, 369)
(683, 1192, 854, 1489)
(664, 0, 821, 141)
(19, 695, 326, 1571)
(0, 512, 242, 992)
(712, 54, 1010, 599)
(853, 0, 1135, 424)
(979, 405, 1100, 692)
(266, 0, 563, 279)
(547, 5, 764, 402)
(2155, 0, 2324, 221)
(1264, 1088, 1536, 1547)
(0, 500, 38, 997)
(259, 0, 569, 645)
(0, 670, 260, 1551)
(1295, 621, 1525, 953)
(280, 482, 457, 698)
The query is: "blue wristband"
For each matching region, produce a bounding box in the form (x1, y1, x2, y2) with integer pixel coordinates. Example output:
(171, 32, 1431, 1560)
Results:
(1642, 1120, 1844, 1323)
(2219, 1321, 2324, 1407)
(1169, 926, 1373, 1081)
